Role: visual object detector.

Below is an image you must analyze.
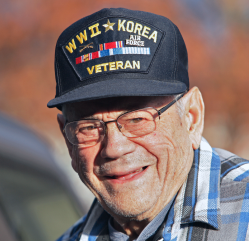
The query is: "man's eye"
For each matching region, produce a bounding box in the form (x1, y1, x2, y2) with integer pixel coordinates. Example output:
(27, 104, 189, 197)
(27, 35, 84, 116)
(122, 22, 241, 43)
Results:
(79, 125, 96, 131)
(129, 118, 144, 123)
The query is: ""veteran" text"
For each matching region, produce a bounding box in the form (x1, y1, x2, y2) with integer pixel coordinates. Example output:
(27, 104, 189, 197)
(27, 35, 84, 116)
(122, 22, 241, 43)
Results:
(87, 60, 140, 75)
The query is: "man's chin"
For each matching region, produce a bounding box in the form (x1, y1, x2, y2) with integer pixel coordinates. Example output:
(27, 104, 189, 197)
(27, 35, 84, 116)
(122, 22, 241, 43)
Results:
(104, 203, 150, 220)
(98, 190, 161, 221)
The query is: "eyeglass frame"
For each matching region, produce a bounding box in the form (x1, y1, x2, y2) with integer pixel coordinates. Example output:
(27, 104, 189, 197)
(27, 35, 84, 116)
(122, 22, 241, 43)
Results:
(63, 92, 186, 146)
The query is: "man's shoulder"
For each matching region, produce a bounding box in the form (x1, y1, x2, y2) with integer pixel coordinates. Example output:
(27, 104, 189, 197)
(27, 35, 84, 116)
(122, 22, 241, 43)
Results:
(214, 148, 249, 183)
(55, 199, 109, 241)
(55, 199, 98, 241)
(200, 148, 249, 240)
(215, 148, 249, 227)
(56, 216, 87, 241)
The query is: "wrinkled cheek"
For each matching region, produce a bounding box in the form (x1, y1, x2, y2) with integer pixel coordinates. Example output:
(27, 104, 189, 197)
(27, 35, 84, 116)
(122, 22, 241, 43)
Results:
(72, 149, 92, 182)
(75, 151, 105, 195)
(148, 134, 183, 177)
(135, 132, 175, 156)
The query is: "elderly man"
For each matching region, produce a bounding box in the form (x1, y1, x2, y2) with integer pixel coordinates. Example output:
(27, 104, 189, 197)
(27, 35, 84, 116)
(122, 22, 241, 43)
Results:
(48, 8, 249, 241)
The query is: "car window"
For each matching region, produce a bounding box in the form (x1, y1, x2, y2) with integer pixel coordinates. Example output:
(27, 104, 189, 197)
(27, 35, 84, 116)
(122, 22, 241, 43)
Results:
(0, 154, 82, 241)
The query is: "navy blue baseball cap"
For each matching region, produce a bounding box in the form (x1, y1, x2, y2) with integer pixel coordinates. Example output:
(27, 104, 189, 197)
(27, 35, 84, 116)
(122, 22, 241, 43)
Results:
(47, 8, 189, 110)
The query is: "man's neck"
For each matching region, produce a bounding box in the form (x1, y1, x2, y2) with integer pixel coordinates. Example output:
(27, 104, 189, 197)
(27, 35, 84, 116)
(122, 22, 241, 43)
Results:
(110, 195, 176, 240)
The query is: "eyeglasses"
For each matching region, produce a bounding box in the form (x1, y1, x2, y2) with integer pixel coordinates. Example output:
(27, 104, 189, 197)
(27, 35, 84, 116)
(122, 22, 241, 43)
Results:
(63, 93, 185, 147)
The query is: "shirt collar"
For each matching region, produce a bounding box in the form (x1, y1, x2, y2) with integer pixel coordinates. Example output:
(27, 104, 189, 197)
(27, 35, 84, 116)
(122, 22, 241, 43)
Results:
(174, 138, 221, 230)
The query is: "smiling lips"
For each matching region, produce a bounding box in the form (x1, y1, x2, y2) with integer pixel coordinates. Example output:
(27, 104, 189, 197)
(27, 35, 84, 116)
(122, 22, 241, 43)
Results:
(107, 166, 147, 180)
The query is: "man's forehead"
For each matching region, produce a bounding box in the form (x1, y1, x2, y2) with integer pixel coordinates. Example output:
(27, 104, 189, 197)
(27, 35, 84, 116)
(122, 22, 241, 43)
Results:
(63, 95, 173, 120)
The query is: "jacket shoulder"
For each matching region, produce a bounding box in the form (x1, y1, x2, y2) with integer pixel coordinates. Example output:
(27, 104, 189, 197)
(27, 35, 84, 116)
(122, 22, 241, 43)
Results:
(214, 148, 249, 182)
(56, 199, 100, 241)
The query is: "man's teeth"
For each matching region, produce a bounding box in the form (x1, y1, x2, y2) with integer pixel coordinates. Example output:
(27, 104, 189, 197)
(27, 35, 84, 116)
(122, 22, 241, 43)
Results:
(111, 167, 146, 180)
(133, 167, 143, 173)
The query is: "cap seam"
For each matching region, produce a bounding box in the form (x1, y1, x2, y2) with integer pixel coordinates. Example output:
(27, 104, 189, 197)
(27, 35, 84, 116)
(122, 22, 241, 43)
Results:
(146, 31, 166, 74)
(55, 51, 62, 95)
(169, 21, 178, 81)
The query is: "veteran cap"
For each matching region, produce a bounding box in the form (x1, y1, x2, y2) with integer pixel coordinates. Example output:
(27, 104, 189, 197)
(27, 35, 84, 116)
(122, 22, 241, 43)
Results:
(47, 8, 189, 109)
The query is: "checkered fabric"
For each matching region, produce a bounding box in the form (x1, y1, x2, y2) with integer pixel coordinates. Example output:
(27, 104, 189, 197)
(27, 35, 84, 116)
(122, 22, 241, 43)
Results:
(56, 138, 249, 241)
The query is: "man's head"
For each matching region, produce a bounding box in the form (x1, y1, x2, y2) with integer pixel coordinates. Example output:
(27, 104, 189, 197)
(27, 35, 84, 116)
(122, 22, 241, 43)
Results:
(48, 8, 204, 230)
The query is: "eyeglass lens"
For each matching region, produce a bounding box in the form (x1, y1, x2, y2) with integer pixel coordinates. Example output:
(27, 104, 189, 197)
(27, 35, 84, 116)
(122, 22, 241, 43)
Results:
(64, 107, 158, 147)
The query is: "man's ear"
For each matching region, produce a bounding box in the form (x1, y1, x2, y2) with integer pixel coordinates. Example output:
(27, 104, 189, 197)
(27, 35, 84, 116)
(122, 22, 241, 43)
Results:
(57, 114, 74, 159)
(183, 87, 205, 150)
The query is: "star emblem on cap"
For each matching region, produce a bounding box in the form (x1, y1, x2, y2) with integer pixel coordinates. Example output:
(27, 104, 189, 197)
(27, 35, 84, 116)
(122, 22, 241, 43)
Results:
(102, 19, 115, 32)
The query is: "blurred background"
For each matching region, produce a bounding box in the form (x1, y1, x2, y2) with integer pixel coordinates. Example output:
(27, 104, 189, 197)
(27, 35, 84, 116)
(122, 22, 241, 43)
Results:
(0, 0, 248, 239)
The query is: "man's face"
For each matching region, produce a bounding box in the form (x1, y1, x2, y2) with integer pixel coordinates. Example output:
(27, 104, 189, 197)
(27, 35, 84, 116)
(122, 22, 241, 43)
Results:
(62, 95, 195, 222)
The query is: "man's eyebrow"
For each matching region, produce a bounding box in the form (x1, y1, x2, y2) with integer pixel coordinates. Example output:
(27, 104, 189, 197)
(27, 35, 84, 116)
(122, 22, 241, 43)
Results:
(72, 99, 153, 121)
(81, 110, 130, 120)
(124, 103, 153, 111)
(82, 115, 95, 119)
(79, 115, 99, 120)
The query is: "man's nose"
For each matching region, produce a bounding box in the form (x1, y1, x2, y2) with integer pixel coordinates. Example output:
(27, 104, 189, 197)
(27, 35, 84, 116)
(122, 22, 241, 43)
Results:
(100, 122, 136, 159)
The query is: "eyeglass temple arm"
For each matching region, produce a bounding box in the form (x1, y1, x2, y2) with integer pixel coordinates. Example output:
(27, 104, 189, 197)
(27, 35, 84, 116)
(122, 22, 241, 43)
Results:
(63, 119, 69, 133)
(158, 92, 186, 116)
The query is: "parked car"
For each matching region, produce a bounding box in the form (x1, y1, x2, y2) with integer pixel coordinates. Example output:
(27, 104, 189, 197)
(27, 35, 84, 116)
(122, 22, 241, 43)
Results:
(0, 112, 91, 241)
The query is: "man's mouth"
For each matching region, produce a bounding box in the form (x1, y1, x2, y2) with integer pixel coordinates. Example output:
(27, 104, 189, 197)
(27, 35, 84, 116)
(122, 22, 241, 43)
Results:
(107, 166, 148, 181)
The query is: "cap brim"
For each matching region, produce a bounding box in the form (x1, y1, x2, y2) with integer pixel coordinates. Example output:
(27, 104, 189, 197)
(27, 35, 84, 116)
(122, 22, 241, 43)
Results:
(47, 78, 187, 109)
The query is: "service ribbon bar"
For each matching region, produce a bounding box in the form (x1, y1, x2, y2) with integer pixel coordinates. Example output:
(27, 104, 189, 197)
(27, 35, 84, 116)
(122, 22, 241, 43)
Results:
(75, 47, 150, 65)
(99, 41, 124, 51)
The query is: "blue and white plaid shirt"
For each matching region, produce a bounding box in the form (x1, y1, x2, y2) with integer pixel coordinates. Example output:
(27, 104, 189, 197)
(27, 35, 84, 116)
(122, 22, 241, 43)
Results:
(56, 138, 249, 241)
